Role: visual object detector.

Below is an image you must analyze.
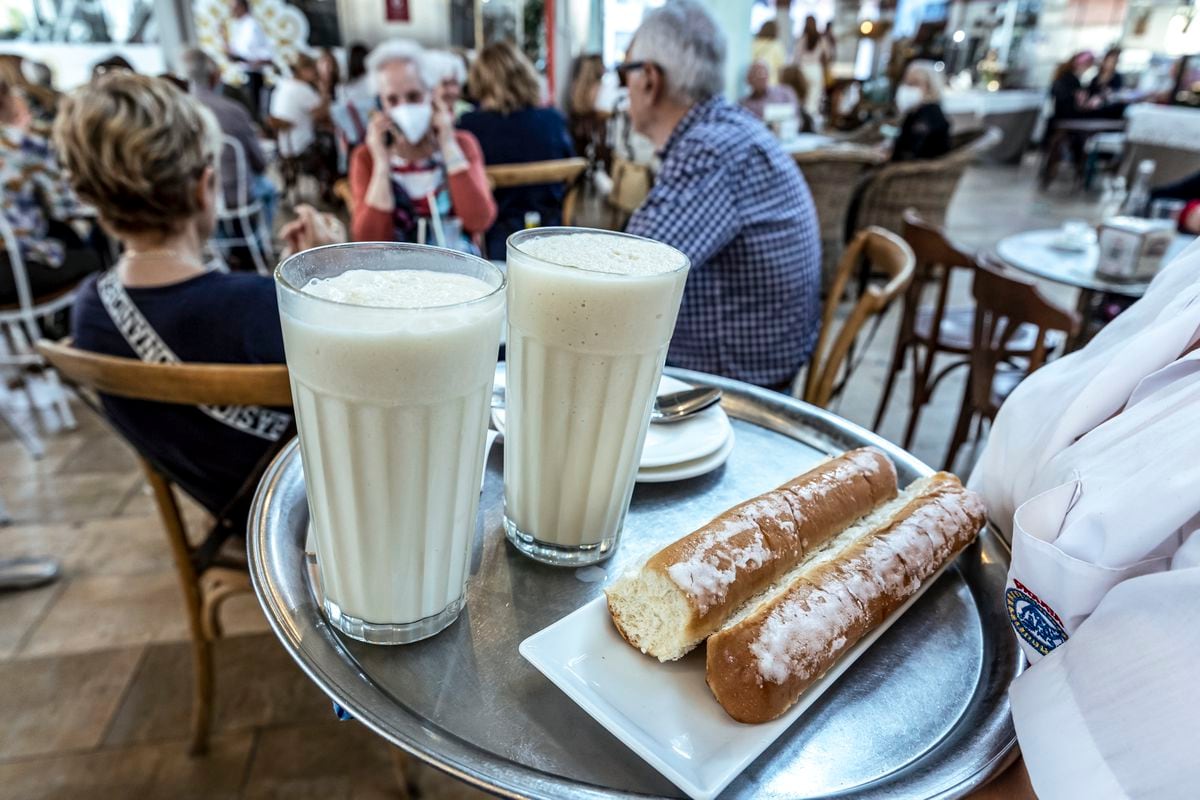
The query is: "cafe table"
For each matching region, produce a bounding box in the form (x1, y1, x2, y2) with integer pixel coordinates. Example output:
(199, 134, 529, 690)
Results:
(995, 229, 1195, 349)
(249, 369, 1024, 800)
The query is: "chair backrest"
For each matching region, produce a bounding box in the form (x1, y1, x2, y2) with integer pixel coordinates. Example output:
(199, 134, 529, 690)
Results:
(608, 156, 654, 216)
(484, 157, 588, 226)
(793, 147, 888, 290)
(968, 257, 1079, 415)
(35, 339, 292, 407)
(218, 134, 251, 212)
(854, 125, 1003, 233)
(804, 227, 916, 407)
(899, 209, 978, 342)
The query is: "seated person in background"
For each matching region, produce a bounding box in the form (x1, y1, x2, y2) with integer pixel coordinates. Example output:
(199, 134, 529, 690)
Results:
(316, 47, 340, 105)
(740, 59, 799, 121)
(270, 53, 336, 192)
(622, 0, 821, 391)
(891, 59, 951, 162)
(0, 77, 106, 306)
(343, 43, 373, 108)
(91, 54, 133, 80)
(426, 49, 472, 119)
(778, 65, 814, 132)
(968, 242, 1200, 800)
(1049, 51, 1094, 123)
(349, 40, 495, 251)
(1087, 48, 1123, 103)
(459, 41, 574, 259)
(54, 72, 341, 517)
(180, 48, 276, 230)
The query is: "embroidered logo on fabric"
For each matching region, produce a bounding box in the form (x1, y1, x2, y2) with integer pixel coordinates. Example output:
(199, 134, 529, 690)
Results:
(1006, 580, 1068, 655)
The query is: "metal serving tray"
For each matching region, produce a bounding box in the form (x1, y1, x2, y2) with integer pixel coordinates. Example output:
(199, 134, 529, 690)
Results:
(248, 368, 1021, 799)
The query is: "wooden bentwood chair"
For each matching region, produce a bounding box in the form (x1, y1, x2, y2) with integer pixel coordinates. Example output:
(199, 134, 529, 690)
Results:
(35, 339, 293, 755)
(874, 211, 1047, 449)
(798, 227, 915, 407)
(943, 259, 1078, 472)
(485, 157, 589, 226)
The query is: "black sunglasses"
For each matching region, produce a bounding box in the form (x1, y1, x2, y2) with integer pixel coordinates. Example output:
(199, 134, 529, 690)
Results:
(615, 60, 658, 88)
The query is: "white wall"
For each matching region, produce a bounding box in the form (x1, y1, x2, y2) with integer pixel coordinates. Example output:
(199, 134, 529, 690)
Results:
(336, 0, 452, 47)
(3, 43, 165, 90)
(698, 0, 755, 99)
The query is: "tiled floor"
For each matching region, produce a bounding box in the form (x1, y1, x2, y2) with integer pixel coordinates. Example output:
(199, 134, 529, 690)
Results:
(0, 159, 1093, 798)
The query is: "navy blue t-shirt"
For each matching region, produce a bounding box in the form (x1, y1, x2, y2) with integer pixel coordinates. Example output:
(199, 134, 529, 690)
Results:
(72, 270, 290, 514)
(458, 107, 575, 259)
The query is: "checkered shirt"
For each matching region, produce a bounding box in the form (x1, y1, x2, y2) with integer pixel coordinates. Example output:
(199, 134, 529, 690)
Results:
(626, 96, 821, 387)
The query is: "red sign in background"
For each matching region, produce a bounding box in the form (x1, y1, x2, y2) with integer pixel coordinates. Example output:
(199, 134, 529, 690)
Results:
(386, 0, 410, 22)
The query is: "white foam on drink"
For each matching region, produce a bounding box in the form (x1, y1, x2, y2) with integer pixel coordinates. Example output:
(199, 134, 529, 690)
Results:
(518, 232, 686, 276)
(301, 268, 492, 308)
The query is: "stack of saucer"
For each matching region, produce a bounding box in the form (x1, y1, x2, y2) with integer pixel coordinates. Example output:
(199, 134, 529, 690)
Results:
(635, 376, 734, 482)
(490, 370, 734, 483)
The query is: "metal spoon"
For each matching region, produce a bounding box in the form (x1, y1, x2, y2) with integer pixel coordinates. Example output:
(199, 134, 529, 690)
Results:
(649, 387, 722, 424)
(491, 384, 722, 424)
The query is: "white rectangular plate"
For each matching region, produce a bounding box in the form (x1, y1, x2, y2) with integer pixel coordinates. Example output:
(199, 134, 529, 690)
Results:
(519, 561, 954, 800)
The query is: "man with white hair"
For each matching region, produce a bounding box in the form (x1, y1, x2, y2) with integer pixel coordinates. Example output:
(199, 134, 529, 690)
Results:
(623, 0, 821, 390)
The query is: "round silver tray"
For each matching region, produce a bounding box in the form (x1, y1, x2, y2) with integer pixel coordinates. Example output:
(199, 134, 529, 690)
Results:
(248, 368, 1022, 799)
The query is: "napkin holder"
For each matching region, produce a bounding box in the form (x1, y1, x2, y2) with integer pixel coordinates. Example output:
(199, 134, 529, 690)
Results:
(1096, 217, 1175, 282)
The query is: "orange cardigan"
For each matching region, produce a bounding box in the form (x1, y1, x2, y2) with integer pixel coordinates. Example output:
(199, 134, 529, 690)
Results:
(348, 130, 497, 243)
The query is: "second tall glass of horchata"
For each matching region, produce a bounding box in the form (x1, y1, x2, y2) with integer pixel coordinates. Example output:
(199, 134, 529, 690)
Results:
(503, 228, 690, 565)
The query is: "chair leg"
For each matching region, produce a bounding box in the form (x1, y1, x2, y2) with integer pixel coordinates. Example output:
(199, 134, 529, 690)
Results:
(43, 368, 76, 430)
(902, 343, 938, 450)
(188, 633, 215, 756)
(943, 376, 976, 473)
(872, 335, 907, 431)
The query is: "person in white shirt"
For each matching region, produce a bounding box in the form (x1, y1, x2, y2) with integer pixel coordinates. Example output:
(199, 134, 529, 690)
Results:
(270, 53, 323, 157)
(969, 242, 1200, 799)
(269, 53, 336, 195)
(224, 0, 275, 120)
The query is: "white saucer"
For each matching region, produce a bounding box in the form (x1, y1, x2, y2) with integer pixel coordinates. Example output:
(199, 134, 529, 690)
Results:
(490, 375, 733, 475)
(635, 428, 735, 483)
(639, 376, 732, 468)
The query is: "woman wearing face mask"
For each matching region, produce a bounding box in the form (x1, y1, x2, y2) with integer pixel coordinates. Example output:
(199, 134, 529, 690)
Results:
(890, 60, 950, 162)
(348, 40, 495, 250)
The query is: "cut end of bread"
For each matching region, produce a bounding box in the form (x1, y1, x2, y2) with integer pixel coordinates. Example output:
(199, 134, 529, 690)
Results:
(605, 571, 698, 662)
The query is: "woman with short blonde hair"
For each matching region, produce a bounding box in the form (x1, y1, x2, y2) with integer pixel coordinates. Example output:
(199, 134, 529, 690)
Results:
(55, 72, 339, 518)
(458, 42, 573, 258)
(55, 73, 222, 241)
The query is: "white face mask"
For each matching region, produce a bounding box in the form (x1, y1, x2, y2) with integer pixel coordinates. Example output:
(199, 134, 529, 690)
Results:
(388, 102, 432, 144)
(895, 85, 925, 114)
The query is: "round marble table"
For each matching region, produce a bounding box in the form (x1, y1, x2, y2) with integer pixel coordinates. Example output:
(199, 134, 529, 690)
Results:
(995, 229, 1195, 348)
(995, 229, 1195, 296)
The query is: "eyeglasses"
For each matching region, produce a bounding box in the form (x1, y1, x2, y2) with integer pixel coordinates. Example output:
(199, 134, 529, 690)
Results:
(615, 60, 656, 88)
(619, 59, 657, 78)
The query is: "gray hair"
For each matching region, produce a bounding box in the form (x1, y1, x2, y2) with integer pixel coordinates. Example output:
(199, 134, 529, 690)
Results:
(365, 38, 438, 92)
(629, 0, 725, 104)
(425, 49, 466, 85)
(180, 48, 219, 87)
(905, 60, 945, 103)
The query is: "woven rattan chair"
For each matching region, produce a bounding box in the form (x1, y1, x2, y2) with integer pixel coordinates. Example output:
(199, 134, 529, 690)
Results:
(797, 227, 915, 407)
(35, 339, 293, 755)
(485, 157, 588, 226)
(793, 148, 887, 291)
(851, 126, 1003, 236)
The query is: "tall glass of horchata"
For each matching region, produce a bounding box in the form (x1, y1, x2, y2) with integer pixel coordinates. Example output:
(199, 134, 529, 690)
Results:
(276, 243, 504, 644)
(503, 228, 690, 566)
